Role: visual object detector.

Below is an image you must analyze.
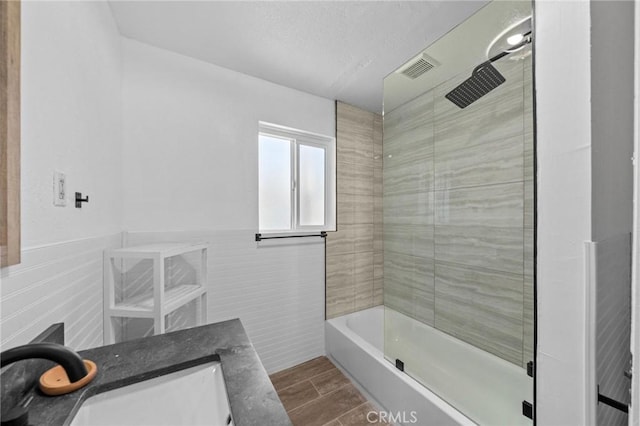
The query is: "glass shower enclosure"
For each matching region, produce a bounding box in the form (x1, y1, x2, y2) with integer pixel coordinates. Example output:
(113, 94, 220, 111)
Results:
(382, 1, 535, 424)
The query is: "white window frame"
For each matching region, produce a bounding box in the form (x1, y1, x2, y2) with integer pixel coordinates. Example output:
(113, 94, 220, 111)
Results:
(258, 121, 336, 234)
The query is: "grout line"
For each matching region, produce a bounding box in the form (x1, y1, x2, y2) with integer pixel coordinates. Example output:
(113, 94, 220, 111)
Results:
(306, 366, 338, 383)
(270, 357, 328, 380)
(338, 401, 369, 420)
(309, 378, 321, 395)
(273, 366, 337, 394)
(275, 378, 311, 395)
(286, 382, 353, 415)
(384, 178, 526, 194)
(432, 258, 524, 278)
(308, 365, 340, 383)
(277, 357, 368, 421)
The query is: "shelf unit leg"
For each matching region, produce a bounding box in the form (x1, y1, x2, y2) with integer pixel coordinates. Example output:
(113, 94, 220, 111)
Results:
(201, 293, 207, 325)
(195, 293, 207, 326)
(199, 248, 208, 325)
(105, 317, 116, 345)
(195, 295, 202, 326)
(153, 255, 165, 335)
(103, 253, 116, 344)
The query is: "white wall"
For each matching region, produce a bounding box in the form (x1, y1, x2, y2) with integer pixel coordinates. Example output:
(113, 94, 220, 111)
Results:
(632, 1, 640, 424)
(535, 1, 592, 424)
(593, 233, 632, 425)
(121, 38, 335, 231)
(3, 7, 335, 364)
(590, 0, 635, 242)
(589, 2, 635, 424)
(121, 38, 335, 372)
(1, 234, 120, 350)
(1, 1, 123, 348)
(21, 1, 123, 248)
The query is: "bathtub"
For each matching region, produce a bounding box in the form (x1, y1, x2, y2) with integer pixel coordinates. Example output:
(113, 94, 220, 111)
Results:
(326, 306, 533, 426)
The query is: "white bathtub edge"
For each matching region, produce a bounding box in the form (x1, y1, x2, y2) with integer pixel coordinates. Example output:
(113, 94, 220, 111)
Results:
(325, 309, 475, 426)
(326, 353, 387, 411)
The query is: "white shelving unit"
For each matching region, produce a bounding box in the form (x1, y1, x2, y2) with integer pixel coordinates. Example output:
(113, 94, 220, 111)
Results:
(103, 243, 208, 344)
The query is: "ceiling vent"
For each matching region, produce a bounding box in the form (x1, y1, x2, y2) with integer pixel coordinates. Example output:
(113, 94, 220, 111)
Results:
(398, 53, 440, 79)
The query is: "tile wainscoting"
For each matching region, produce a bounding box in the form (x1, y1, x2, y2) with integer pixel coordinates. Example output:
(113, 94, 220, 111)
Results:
(125, 230, 325, 374)
(0, 234, 121, 350)
(1, 230, 325, 376)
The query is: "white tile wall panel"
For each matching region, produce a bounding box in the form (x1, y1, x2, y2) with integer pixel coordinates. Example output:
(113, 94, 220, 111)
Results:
(126, 230, 325, 373)
(1, 234, 121, 351)
(595, 233, 632, 426)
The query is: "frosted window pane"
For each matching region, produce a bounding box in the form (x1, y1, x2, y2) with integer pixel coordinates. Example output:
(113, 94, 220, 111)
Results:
(259, 135, 291, 230)
(299, 144, 325, 226)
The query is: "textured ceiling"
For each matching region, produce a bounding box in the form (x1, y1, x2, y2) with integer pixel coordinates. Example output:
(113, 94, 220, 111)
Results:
(108, 1, 487, 113)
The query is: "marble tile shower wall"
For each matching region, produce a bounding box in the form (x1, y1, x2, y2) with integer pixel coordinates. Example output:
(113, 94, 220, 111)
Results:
(325, 103, 383, 319)
(383, 56, 534, 368)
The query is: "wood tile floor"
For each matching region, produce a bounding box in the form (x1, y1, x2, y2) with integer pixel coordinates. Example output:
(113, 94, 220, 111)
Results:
(269, 356, 389, 426)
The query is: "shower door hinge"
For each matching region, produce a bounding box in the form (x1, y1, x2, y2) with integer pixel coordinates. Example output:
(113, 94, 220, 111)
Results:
(597, 385, 629, 413)
(527, 361, 534, 377)
(522, 401, 533, 419)
(395, 359, 404, 372)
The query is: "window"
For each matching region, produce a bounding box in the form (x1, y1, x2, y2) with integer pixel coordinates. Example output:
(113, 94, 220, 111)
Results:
(258, 122, 336, 233)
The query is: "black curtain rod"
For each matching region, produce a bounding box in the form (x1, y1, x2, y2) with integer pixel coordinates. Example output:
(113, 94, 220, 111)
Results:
(255, 232, 327, 242)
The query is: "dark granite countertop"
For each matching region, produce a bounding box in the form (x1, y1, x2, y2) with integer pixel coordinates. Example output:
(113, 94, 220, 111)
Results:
(23, 319, 292, 426)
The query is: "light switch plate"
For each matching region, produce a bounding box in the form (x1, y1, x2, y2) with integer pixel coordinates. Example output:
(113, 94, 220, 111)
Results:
(53, 171, 66, 206)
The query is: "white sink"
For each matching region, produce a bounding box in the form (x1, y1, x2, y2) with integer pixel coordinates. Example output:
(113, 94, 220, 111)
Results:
(70, 361, 233, 426)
